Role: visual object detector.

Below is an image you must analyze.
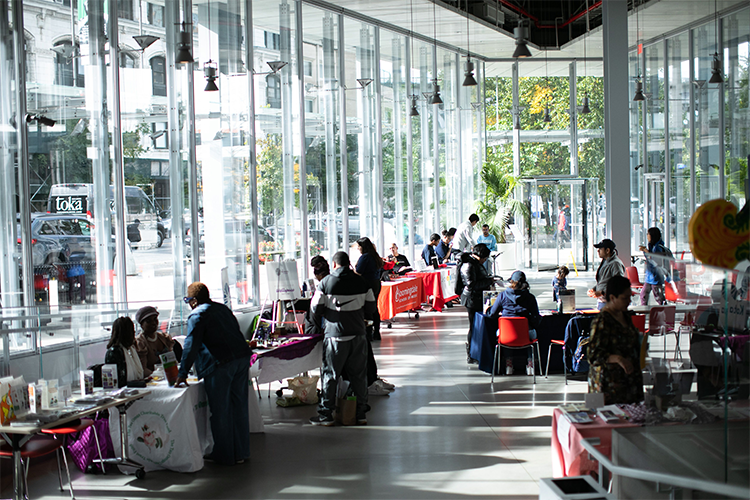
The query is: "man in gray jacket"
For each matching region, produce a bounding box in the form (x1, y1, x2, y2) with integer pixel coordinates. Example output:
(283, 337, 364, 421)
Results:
(587, 239, 626, 310)
(309, 251, 376, 426)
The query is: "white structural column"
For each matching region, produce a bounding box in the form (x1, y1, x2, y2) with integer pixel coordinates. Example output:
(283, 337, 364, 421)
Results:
(602, 0, 631, 265)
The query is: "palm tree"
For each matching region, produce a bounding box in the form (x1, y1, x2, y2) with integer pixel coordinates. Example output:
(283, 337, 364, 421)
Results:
(476, 160, 529, 244)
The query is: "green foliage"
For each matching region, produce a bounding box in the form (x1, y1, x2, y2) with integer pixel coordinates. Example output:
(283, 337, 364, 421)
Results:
(476, 157, 529, 244)
(53, 119, 92, 183)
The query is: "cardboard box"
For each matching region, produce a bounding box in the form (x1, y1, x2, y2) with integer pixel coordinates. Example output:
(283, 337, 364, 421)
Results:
(335, 396, 356, 426)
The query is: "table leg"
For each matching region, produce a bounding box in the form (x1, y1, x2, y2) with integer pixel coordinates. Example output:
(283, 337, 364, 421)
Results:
(94, 402, 145, 478)
(12, 443, 24, 500)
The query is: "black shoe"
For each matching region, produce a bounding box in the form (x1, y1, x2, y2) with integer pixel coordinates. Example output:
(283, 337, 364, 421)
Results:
(467, 357, 478, 365)
(373, 331, 381, 340)
(309, 415, 335, 426)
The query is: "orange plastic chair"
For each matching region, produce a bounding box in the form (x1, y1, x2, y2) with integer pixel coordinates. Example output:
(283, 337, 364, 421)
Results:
(626, 266, 644, 292)
(492, 317, 541, 384)
(545, 339, 566, 385)
(42, 417, 105, 477)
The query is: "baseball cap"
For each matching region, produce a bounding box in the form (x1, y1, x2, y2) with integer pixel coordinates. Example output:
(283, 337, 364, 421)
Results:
(135, 306, 159, 325)
(509, 270, 526, 283)
(593, 238, 616, 250)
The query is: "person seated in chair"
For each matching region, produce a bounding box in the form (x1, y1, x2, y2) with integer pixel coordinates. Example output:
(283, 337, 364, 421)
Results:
(105, 316, 147, 387)
(134, 305, 179, 377)
(489, 270, 541, 375)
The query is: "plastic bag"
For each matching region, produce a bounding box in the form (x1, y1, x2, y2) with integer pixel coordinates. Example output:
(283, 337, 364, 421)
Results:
(287, 376, 319, 404)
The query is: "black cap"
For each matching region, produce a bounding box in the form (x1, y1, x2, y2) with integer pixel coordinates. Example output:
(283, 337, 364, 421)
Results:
(593, 238, 616, 250)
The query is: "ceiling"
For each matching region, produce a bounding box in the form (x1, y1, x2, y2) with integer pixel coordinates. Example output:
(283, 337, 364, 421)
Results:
(319, 0, 748, 76)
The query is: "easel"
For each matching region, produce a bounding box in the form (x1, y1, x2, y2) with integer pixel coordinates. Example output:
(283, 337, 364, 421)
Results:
(253, 260, 304, 339)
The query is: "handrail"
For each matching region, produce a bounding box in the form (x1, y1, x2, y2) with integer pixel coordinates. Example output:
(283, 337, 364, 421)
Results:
(581, 438, 749, 499)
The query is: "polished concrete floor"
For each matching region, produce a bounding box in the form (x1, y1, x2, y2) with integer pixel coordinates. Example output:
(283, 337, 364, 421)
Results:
(13, 273, 592, 500)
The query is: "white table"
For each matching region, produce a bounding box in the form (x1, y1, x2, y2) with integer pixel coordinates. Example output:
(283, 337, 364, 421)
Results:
(109, 377, 263, 473)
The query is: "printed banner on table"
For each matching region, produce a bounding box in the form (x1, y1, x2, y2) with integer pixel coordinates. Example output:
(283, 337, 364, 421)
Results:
(378, 277, 423, 320)
(439, 267, 458, 300)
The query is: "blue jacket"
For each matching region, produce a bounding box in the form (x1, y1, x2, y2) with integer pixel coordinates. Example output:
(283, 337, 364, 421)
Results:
(489, 286, 541, 329)
(178, 301, 251, 379)
(644, 240, 668, 285)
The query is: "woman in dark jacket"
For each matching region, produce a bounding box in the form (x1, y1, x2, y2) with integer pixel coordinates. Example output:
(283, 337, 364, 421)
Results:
(355, 237, 384, 340)
(489, 270, 541, 375)
(105, 316, 145, 387)
(457, 244, 494, 363)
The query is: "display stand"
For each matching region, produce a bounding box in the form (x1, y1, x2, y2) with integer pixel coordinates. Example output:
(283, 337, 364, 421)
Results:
(253, 260, 304, 338)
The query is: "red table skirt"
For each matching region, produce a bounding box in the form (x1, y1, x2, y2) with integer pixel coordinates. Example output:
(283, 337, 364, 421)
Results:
(378, 277, 423, 320)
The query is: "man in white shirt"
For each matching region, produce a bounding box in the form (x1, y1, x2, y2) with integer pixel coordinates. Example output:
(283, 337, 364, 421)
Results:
(454, 214, 480, 253)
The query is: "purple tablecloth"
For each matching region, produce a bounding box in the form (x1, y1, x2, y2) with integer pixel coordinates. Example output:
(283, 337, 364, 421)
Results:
(250, 335, 323, 365)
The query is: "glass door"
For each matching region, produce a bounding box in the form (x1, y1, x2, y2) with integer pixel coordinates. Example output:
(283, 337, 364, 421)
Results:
(643, 173, 666, 241)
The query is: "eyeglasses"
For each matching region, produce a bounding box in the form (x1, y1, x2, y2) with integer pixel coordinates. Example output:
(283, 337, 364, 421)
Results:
(183, 297, 195, 304)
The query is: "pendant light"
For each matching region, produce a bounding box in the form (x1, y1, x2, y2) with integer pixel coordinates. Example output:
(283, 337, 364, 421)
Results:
(543, 48, 551, 123)
(513, 22, 532, 59)
(709, 0, 724, 84)
(176, 21, 193, 64)
(203, 0, 218, 91)
(462, 0, 477, 86)
(580, 0, 591, 115)
(430, 1, 443, 104)
(633, 1, 645, 102)
(408, 0, 419, 117)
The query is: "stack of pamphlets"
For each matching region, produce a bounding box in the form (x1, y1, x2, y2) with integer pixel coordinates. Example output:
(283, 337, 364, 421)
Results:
(560, 404, 593, 424)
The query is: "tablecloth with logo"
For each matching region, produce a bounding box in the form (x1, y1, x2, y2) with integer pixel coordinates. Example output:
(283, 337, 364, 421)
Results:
(108, 378, 264, 473)
(378, 277, 423, 320)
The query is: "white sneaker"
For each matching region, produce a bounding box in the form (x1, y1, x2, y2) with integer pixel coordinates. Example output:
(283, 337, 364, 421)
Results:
(377, 379, 395, 391)
(506, 365, 513, 376)
(368, 381, 392, 396)
(526, 364, 534, 376)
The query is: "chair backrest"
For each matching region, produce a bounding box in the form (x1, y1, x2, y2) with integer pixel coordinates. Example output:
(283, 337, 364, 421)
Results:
(626, 266, 642, 286)
(631, 314, 646, 333)
(498, 316, 531, 347)
(648, 305, 676, 332)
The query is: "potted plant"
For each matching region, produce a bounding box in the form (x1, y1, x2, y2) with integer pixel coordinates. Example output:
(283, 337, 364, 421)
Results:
(476, 160, 529, 270)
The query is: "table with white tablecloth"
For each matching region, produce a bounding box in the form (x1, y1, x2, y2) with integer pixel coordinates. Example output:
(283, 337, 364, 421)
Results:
(109, 377, 264, 473)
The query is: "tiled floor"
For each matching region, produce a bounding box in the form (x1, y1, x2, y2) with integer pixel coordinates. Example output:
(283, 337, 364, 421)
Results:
(15, 272, 591, 499)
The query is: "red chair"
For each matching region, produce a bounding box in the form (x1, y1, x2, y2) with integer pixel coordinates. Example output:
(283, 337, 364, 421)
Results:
(0, 435, 74, 499)
(631, 314, 646, 333)
(492, 317, 541, 384)
(647, 305, 677, 359)
(42, 417, 105, 480)
(626, 266, 644, 292)
(545, 339, 566, 385)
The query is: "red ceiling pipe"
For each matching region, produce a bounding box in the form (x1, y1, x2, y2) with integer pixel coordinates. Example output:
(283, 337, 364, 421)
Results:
(498, 0, 602, 30)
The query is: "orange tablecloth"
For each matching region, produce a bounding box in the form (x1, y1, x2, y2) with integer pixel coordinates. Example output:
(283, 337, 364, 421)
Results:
(378, 277, 423, 320)
(408, 267, 459, 311)
(551, 407, 638, 477)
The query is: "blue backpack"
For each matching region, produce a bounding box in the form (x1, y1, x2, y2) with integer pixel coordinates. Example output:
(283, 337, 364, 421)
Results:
(572, 333, 591, 373)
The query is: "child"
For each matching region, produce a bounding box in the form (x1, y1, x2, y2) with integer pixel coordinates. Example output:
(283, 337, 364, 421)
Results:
(552, 266, 569, 302)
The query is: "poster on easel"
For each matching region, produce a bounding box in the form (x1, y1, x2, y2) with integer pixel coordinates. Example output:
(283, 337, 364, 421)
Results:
(265, 261, 302, 301)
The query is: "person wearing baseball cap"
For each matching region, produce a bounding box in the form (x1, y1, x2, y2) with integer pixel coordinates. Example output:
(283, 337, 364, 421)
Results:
(588, 239, 626, 309)
(134, 305, 176, 376)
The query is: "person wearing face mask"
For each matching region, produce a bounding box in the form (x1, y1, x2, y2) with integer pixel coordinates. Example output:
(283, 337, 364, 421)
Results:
(134, 306, 178, 377)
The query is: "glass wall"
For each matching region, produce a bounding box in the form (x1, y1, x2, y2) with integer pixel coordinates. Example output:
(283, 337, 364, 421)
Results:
(1, 0, 485, 367)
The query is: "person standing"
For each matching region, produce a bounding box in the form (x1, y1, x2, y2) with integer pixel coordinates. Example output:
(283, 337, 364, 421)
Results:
(176, 282, 252, 465)
(476, 224, 498, 274)
(355, 237, 384, 340)
(454, 214, 480, 253)
(456, 244, 494, 364)
(587, 275, 644, 405)
(309, 252, 376, 426)
(587, 239, 626, 310)
(638, 227, 668, 305)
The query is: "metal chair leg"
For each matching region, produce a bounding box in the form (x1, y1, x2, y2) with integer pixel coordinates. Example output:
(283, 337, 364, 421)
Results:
(59, 439, 76, 500)
(91, 421, 105, 474)
(491, 345, 499, 384)
(562, 344, 567, 385)
(55, 447, 64, 492)
(545, 344, 552, 378)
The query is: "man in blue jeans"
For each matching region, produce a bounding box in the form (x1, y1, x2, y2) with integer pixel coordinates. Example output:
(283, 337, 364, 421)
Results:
(309, 251, 376, 426)
(176, 282, 252, 465)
